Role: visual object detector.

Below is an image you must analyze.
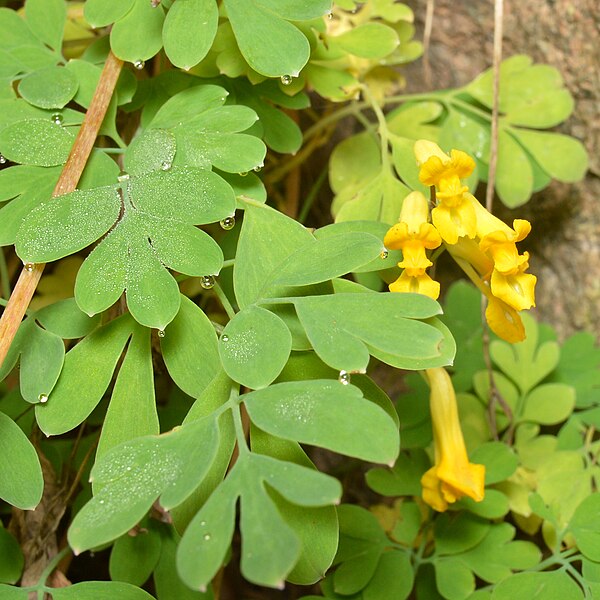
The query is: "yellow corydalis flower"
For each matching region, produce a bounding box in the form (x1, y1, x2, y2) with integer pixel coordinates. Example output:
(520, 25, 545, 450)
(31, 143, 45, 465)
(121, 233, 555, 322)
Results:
(384, 191, 441, 299)
(421, 368, 485, 512)
(415, 140, 478, 244)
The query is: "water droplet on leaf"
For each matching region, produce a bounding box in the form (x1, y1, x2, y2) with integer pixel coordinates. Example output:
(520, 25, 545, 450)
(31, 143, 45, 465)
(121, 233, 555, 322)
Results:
(326, 10, 333, 19)
(238, 171, 248, 177)
(280, 74, 293, 85)
(117, 171, 130, 183)
(220, 216, 235, 230)
(203, 533, 211, 541)
(338, 370, 351, 385)
(253, 164, 263, 173)
(0, 154, 7, 164)
(200, 275, 215, 289)
(161, 161, 172, 171)
(157, 329, 165, 338)
(38, 393, 48, 403)
(380, 249, 389, 259)
(51, 113, 63, 125)
(24, 262, 35, 272)
(221, 334, 229, 342)
(133, 60, 145, 70)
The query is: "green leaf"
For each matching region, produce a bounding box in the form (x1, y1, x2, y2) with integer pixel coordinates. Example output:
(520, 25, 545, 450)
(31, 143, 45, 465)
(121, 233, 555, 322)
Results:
(510, 129, 588, 183)
(233, 203, 314, 308)
(0, 7, 40, 49)
(570, 494, 600, 561)
(224, 0, 330, 77)
(110, 0, 165, 63)
(15, 186, 121, 263)
(0, 119, 74, 166)
(0, 526, 24, 584)
(50, 581, 156, 600)
(363, 550, 413, 600)
(0, 585, 28, 600)
(329, 132, 381, 195)
(490, 571, 583, 600)
(273, 232, 384, 286)
(457, 489, 510, 520)
(35, 315, 133, 436)
(35, 298, 101, 339)
(109, 526, 162, 586)
(124, 129, 176, 176)
(97, 325, 159, 459)
(495, 129, 533, 208)
(366, 450, 430, 496)
(438, 109, 490, 164)
(292, 292, 446, 372)
(470, 442, 518, 484)
(24, 0, 66, 50)
(161, 296, 221, 398)
(154, 527, 213, 600)
(520, 383, 575, 425)
(84, 0, 135, 28)
(244, 380, 400, 464)
(334, 23, 399, 59)
(163, 0, 218, 70)
(219, 305, 292, 389)
(0, 411, 43, 509)
(69, 414, 221, 552)
(387, 101, 443, 140)
(434, 513, 490, 556)
(490, 314, 560, 395)
(434, 557, 475, 600)
(18, 66, 78, 109)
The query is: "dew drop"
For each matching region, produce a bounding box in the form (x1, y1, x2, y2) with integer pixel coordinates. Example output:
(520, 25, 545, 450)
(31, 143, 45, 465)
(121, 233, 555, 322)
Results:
(200, 520, 206, 526)
(51, 113, 63, 125)
(161, 160, 172, 171)
(0, 154, 6, 164)
(220, 216, 235, 230)
(280, 74, 293, 85)
(326, 10, 333, 19)
(150, 0, 161, 6)
(200, 275, 215, 289)
(157, 329, 165, 338)
(203, 533, 211, 541)
(380, 249, 389, 259)
(253, 163, 263, 173)
(221, 334, 229, 342)
(238, 171, 248, 177)
(133, 60, 145, 70)
(99, 500, 105, 505)
(38, 393, 48, 403)
(23, 262, 35, 272)
(338, 370, 351, 385)
(117, 171, 130, 183)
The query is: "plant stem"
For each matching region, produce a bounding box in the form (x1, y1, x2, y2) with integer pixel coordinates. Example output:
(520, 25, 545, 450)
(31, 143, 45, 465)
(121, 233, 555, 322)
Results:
(212, 282, 236, 320)
(0, 51, 124, 370)
(0, 248, 10, 300)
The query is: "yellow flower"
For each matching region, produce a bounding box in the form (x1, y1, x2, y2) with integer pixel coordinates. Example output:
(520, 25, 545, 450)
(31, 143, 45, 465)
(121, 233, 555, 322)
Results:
(485, 296, 526, 343)
(415, 141, 476, 189)
(389, 270, 441, 299)
(421, 368, 485, 512)
(384, 192, 442, 300)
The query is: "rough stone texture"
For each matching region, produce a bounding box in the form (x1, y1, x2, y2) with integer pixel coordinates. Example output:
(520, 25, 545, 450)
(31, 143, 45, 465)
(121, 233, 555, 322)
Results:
(404, 0, 600, 338)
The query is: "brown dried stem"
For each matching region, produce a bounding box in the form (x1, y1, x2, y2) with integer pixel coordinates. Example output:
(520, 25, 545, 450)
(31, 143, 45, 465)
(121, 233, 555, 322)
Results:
(0, 51, 124, 369)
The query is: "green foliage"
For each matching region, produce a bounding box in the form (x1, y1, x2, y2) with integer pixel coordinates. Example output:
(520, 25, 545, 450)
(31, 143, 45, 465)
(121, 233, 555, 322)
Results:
(0, 1, 593, 598)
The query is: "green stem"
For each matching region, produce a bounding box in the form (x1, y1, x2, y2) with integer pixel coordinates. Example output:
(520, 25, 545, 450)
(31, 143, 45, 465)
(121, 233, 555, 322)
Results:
(448, 96, 494, 121)
(229, 388, 249, 455)
(100, 147, 127, 154)
(37, 545, 71, 594)
(212, 282, 236, 320)
(298, 165, 328, 224)
(0, 248, 10, 300)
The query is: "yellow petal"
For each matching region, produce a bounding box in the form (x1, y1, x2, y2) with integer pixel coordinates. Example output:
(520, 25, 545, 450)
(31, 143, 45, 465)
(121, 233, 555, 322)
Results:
(384, 222, 410, 250)
(431, 198, 477, 245)
(491, 269, 537, 311)
(449, 149, 476, 179)
(414, 140, 448, 166)
(389, 271, 440, 299)
(485, 296, 526, 342)
(398, 241, 432, 271)
(421, 467, 449, 512)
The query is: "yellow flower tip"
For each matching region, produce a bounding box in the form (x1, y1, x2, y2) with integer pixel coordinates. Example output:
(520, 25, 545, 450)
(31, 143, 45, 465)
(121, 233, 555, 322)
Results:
(414, 140, 448, 166)
(485, 296, 526, 343)
(398, 241, 433, 271)
(399, 191, 431, 232)
(389, 270, 440, 300)
(449, 149, 476, 179)
(421, 368, 486, 512)
(383, 222, 409, 250)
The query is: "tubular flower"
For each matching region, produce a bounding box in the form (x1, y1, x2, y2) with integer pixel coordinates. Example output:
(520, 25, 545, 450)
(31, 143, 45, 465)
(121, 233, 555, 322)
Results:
(421, 368, 485, 512)
(414, 141, 477, 244)
(384, 191, 442, 300)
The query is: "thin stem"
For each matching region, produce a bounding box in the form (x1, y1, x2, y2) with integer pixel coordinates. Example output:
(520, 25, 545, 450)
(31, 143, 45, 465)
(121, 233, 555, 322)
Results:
(37, 545, 71, 589)
(298, 165, 329, 224)
(212, 282, 236, 320)
(100, 147, 127, 154)
(486, 0, 504, 211)
(0, 51, 124, 370)
(230, 394, 249, 455)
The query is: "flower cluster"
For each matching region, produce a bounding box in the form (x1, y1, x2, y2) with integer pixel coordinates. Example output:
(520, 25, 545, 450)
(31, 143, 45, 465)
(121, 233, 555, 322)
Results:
(384, 140, 537, 343)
